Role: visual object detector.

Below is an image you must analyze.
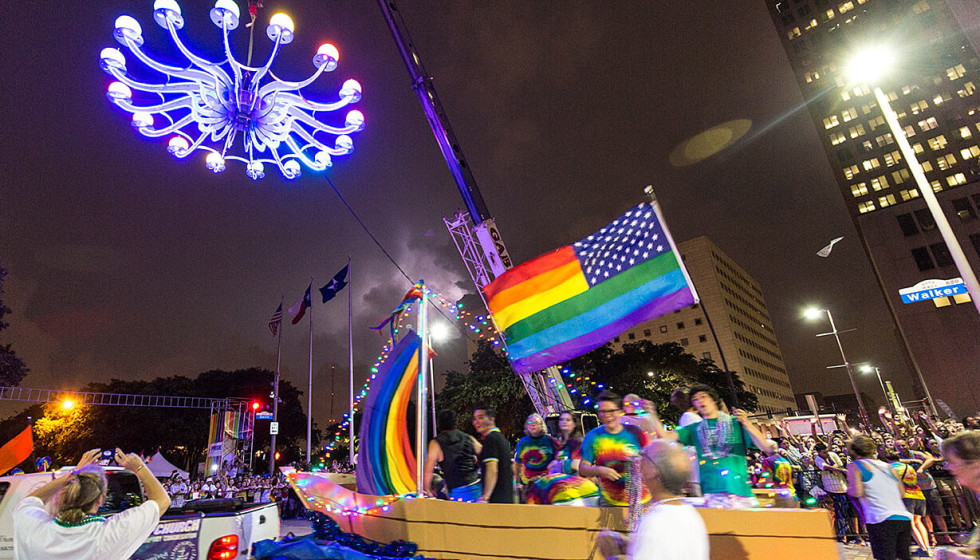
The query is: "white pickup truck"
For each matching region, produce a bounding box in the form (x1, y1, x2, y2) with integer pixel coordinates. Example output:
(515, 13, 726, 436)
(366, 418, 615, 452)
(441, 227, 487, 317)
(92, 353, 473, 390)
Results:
(0, 467, 280, 559)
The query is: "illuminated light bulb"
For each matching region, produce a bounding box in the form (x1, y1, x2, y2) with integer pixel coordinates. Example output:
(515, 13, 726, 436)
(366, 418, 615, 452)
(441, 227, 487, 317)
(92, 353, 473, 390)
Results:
(283, 159, 301, 179)
(267, 13, 294, 44)
(100, 48, 126, 72)
(246, 161, 265, 180)
(168, 136, 189, 155)
(107, 81, 132, 100)
(210, 0, 240, 29)
(315, 151, 332, 168)
(132, 112, 153, 128)
(114, 16, 144, 46)
(314, 43, 339, 71)
(340, 79, 362, 101)
(153, 0, 184, 29)
(345, 110, 365, 130)
(206, 152, 226, 173)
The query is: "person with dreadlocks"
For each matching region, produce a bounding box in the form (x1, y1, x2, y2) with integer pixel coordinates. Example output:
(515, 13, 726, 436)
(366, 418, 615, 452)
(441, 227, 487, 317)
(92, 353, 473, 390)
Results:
(648, 384, 774, 508)
(13, 448, 170, 559)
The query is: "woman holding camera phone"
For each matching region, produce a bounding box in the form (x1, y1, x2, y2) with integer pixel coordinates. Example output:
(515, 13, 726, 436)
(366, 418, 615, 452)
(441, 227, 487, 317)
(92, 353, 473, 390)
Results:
(13, 448, 171, 559)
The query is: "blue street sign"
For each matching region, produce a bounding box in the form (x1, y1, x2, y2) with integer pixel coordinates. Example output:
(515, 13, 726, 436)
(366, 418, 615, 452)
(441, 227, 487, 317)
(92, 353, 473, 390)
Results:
(255, 411, 274, 420)
(899, 277, 965, 304)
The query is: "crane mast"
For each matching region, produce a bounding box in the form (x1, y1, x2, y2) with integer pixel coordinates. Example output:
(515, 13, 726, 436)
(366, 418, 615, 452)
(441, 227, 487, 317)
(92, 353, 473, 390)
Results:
(376, 0, 573, 414)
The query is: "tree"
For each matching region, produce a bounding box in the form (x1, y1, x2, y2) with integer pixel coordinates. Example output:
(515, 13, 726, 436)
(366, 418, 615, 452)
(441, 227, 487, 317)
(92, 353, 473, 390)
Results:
(0, 261, 29, 386)
(438, 340, 534, 440)
(0, 368, 309, 473)
(565, 340, 757, 424)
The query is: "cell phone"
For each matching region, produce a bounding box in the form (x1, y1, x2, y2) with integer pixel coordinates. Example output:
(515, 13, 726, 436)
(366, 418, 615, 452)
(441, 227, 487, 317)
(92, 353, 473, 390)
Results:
(98, 448, 116, 466)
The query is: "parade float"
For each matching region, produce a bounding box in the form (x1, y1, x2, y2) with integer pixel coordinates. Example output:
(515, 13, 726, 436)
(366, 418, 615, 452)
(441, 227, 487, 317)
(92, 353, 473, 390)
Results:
(99, 2, 839, 558)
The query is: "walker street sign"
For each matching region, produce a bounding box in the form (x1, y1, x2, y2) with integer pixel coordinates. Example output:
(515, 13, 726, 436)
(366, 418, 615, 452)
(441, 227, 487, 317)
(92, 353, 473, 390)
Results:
(899, 277, 965, 304)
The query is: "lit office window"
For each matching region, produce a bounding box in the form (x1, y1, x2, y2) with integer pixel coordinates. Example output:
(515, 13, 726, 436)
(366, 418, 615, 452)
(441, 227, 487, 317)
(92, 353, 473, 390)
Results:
(851, 183, 869, 197)
(928, 135, 948, 150)
(849, 124, 866, 138)
(893, 168, 911, 184)
(823, 115, 840, 129)
(947, 64, 966, 80)
(957, 82, 975, 98)
(843, 164, 860, 179)
(960, 127, 973, 140)
(936, 153, 957, 170)
(904, 125, 916, 137)
(918, 117, 938, 131)
(863, 158, 881, 170)
(830, 131, 846, 145)
(910, 100, 929, 115)
(842, 107, 858, 122)
(787, 27, 801, 40)
(869, 115, 886, 130)
(947, 173, 967, 186)
(883, 151, 902, 166)
(857, 200, 876, 213)
(839, 2, 854, 13)
(871, 176, 890, 191)
(875, 133, 894, 147)
(878, 194, 897, 207)
(961, 145, 980, 159)
(911, 1, 930, 13)
(899, 189, 920, 201)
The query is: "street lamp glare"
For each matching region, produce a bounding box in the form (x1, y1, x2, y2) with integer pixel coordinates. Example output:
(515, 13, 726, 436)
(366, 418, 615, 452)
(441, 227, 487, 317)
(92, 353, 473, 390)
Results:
(430, 322, 450, 342)
(860, 364, 874, 373)
(802, 307, 824, 320)
(847, 46, 895, 84)
(61, 399, 75, 410)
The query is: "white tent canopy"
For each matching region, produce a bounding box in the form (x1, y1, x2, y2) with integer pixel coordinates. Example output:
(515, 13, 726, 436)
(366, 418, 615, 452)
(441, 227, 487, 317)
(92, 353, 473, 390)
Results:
(146, 451, 188, 479)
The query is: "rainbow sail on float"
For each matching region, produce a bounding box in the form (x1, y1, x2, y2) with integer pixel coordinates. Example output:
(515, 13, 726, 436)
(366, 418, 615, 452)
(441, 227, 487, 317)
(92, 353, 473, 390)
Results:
(484, 202, 698, 375)
(356, 331, 424, 496)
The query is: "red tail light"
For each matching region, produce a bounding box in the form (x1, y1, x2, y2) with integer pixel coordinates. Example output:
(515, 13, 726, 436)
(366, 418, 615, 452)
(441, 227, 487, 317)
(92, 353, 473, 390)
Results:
(207, 535, 239, 560)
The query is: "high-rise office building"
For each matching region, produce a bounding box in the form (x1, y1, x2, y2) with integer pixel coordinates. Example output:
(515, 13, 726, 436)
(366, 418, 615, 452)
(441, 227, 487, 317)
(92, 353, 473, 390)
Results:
(764, 0, 980, 415)
(611, 237, 797, 414)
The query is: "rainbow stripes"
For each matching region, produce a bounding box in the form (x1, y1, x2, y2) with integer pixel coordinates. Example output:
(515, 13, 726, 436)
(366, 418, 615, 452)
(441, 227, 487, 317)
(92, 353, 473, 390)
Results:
(356, 331, 423, 496)
(484, 203, 696, 375)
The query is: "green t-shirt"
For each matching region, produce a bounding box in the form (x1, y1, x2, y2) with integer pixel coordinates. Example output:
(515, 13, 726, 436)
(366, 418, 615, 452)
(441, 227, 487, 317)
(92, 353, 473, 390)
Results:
(676, 416, 756, 497)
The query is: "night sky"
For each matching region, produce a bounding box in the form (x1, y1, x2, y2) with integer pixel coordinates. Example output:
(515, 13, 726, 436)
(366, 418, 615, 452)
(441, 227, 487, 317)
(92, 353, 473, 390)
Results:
(0, 1, 913, 428)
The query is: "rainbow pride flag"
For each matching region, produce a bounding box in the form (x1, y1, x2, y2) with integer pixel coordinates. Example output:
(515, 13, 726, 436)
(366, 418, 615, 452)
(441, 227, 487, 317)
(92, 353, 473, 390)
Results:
(484, 202, 697, 375)
(356, 331, 424, 496)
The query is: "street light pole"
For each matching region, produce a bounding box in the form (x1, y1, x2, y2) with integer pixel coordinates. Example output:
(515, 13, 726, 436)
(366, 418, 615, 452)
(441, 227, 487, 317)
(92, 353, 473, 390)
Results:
(871, 85, 980, 316)
(811, 309, 870, 427)
(861, 365, 888, 404)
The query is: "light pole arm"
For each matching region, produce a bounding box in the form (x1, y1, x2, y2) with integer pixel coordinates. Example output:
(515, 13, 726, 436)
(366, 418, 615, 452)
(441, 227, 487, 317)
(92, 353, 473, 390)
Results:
(873, 86, 980, 316)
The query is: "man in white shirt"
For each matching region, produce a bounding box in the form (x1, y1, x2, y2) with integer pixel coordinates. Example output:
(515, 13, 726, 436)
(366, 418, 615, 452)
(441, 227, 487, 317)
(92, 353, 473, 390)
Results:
(598, 441, 710, 560)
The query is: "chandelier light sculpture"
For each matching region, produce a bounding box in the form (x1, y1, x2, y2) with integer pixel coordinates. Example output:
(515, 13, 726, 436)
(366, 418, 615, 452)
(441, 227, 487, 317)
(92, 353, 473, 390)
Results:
(99, 0, 364, 180)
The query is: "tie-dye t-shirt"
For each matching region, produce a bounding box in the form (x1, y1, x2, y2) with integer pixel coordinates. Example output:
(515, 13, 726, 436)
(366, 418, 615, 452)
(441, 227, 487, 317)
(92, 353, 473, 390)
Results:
(556, 437, 583, 475)
(891, 462, 925, 500)
(580, 424, 651, 506)
(514, 434, 558, 482)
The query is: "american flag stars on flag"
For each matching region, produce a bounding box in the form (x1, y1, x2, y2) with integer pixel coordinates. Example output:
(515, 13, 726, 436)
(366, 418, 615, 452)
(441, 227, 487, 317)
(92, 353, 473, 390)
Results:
(572, 204, 668, 287)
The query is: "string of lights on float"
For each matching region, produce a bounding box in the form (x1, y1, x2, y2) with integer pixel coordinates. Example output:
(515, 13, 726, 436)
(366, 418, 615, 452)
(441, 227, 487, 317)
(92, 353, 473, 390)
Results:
(99, 0, 364, 179)
(312, 292, 620, 466)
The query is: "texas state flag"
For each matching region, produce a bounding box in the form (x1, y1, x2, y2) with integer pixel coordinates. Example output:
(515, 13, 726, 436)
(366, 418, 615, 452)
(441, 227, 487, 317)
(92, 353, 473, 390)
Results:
(289, 284, 312, 324)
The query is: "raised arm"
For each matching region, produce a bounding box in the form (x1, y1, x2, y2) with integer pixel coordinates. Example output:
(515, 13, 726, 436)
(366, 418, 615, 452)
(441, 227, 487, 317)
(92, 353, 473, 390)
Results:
(116, 449, 171, 512)
(645, 406, 679, 441)
(27, 449, 102, 503)
(734, 409, 775, 454)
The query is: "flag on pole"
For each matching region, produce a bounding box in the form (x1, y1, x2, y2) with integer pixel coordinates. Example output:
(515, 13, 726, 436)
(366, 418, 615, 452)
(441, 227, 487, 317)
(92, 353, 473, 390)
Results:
(268, 303, 283, 335)
(371, 281, 424, 340)
(319, 264, 350, 303)
(483, 202, 698, 375)
(0, 426, 33, 476)
(289, 284, 312, 325)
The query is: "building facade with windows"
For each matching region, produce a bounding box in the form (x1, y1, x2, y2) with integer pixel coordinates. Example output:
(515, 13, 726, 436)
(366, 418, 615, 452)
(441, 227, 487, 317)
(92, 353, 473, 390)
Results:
(765, 0, 980, 415)
(611, 237, 797, 415)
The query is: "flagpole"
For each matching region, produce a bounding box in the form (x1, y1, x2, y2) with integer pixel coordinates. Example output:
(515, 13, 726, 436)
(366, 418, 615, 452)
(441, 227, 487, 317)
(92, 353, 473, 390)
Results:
(415, 283, 429, 495)
(645, 185, 738, 407)
(347, 256, 355, 468)
(307, 279, 314, 464)
(270, 295, 283, 475)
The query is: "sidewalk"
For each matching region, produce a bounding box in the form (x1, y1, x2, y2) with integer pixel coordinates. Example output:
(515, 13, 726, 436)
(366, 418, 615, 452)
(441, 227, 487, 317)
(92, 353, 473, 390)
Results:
(839, 542, 873, 560)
